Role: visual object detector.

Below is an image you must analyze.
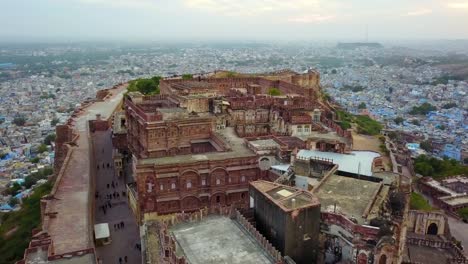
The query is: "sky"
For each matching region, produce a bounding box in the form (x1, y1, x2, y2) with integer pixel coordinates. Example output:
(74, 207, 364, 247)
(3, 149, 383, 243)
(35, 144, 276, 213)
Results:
(1, 0, 468, 42)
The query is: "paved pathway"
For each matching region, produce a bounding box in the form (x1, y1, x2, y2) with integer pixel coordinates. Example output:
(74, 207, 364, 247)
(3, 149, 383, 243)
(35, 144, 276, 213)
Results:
(448, 216, 468, 255)
(93, 129, 142, 264)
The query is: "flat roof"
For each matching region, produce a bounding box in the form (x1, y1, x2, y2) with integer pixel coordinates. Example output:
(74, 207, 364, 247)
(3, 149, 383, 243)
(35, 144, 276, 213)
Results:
(404, 245, 455, 264)
(440, 195, 468, 206)
(315, 174, 381, 224)
(248, 139, 280, 149)
(251, 180, 320, 211)
(170, 216, 273, 264)
(139, 127, 256, 166)
(297, 150, 380, 177)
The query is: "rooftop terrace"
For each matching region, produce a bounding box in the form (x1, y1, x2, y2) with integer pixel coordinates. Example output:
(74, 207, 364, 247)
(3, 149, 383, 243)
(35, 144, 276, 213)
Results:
(315, 174, 384, 224)
(250, 180, 320, 211)
(139, 127, 256, 166)
(169, 215, 273, 264)
(297, 150, 380, 177)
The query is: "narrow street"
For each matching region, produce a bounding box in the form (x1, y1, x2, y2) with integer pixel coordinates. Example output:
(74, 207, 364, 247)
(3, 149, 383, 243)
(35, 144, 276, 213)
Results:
(92, 129, 142, 264)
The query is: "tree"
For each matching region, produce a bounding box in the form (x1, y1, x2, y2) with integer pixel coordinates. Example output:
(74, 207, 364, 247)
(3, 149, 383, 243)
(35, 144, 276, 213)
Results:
(459, 208, 468, 221)
(390, 191, 405, 213)
(182, 74, 193, 80)
(411, 119, 420, 126)
(358, 102, 367, 109)
(6, 182, 22, 196)
(389, 87, 393, 93)
(438, 124, 446, 130)
(267, 88, 281, 96)
(37, 144, 48, 153)
(127, 78, 160, 95)
(331, 69, 337, 74)
(420, 140, 432, 152)
(415, 162, 434, 176)
(50, 118, 60, 126)
(394, 116, 404, 125)
(442, 102, 457, 109)
(44, 134, 56, 145)
(13, 116, 26, 126)
(30, 157, 40, 164)
(8, 197, 19, 207)
(409, 102, 436, 115)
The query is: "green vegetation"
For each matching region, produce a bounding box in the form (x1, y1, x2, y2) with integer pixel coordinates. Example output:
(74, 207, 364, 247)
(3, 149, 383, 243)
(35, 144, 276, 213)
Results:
(410, 192, 433, 211)
(431, 75, 462, 85)
(341, 85, 365, 92)
(419, 140, 432, 152)
(414, 155, 468, 180)
(438, 124, 446, 130)
(331, 69, 337, 74)
(40, 93, 55, 99)
(379, 143, 389, 155)
(267, 87, 282, 96)
(322, 92, 331, 101)
(358, 102, 367, 109)
(127, 76, 161, 95)
(336, 110, 353, 130)
(23, 167, 53, 189)
(411, 119, 420, 126)
(354, 115, 383, 135)
(12, 116, 26, 126)
(29, 157, 40, 164)
(44, 134, 56, 145)
(335, 110, 382, 135)
(37, 144, 48, 154)
(458, 208, 468, 221)
(182, 74, 193, 80)
(4, 183, 22, 196)
(442, 102, 457, 109)
(8, 197, 19, 207)
(409, 102, 436, 115)
(0, 181, 53, 264)
(394, 116, 404, 125)
(50, 117, 60, 126)
(226, 71, 237, 77)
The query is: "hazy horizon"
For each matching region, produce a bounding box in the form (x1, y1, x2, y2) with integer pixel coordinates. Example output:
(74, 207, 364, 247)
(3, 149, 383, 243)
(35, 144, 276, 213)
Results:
(2, 0, 468, 43)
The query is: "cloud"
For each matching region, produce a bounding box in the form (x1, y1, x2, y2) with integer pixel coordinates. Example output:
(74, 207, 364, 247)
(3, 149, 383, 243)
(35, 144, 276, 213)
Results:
(77, 0, 159, 9)
(183, 0, 322, 16)
(405, 9, 432, 16)
(288, 14, 335, 23)
(447, 2, 468, 9)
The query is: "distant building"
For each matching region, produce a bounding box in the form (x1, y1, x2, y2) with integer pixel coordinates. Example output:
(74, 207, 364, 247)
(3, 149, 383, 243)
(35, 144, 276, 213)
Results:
(442, 144, 461, 161)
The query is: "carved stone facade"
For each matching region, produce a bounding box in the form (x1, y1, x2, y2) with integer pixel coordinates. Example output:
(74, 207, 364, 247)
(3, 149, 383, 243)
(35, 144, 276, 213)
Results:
(125, 72, 353, 219)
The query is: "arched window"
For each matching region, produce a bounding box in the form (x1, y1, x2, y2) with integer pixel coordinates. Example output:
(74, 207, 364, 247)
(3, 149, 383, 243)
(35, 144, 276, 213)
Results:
(216, 178, 220, 185)
(171, 182, 176, 189)
(201, 179, 206, 186)
(159, 184, 164, 191)
(186, 181, 192, 189)
(241, 176, 246, 182)
(427, 223, 438, 235)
